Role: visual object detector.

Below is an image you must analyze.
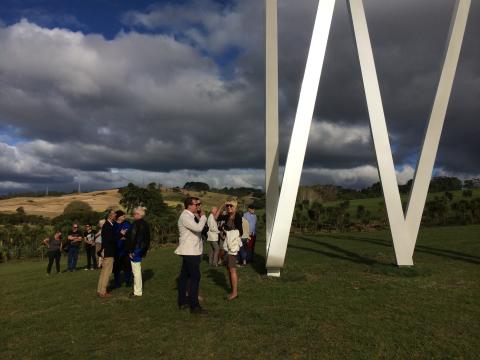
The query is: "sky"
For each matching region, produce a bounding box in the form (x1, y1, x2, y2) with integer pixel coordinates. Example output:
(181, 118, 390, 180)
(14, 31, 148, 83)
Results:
(0, 0, 478, 193)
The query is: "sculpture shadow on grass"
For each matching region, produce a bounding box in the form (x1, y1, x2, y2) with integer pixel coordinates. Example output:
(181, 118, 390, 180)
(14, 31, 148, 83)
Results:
(292, 237, 381, 266)
(325, 234, 480, 265)
(251, 253, 267, 275)
(292, 236, 431, 277)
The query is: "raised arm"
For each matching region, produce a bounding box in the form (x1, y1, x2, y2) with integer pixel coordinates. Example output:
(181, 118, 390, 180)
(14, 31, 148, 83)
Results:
(182, 213, 207, 233)
(207, 214, 218, 233)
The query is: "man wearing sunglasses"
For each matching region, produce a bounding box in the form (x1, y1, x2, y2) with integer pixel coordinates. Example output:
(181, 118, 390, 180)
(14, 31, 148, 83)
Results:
(67, 223, 83, 272)
(175, 197, 207, 315)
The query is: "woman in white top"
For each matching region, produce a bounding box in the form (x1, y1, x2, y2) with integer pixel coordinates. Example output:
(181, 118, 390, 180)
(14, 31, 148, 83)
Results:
(207, 207, 220, 266)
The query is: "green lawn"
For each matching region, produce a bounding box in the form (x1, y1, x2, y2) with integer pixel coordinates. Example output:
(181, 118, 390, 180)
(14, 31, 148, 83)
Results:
(1, 225, 479, 359)
(322, 188, 480, 220)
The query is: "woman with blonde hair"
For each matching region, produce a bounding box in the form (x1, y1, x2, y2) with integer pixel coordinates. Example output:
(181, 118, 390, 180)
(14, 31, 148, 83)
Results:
(126, 206, 151, 297)
(217, 200, 242, 301)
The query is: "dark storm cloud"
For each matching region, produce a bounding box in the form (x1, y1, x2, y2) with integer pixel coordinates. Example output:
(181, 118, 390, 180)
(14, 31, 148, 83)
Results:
(0, 0, 478, 192)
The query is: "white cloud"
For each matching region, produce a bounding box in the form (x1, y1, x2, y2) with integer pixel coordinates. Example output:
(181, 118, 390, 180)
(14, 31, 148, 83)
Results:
(0, 0, 477, 193)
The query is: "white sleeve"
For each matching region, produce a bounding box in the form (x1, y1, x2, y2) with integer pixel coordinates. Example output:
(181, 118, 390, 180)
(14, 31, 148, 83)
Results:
(208, 215, 219, 233)
(182, 214, 207, 232)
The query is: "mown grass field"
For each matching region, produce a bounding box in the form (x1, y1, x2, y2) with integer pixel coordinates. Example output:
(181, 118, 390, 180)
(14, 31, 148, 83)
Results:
(1, 225, 479, 359)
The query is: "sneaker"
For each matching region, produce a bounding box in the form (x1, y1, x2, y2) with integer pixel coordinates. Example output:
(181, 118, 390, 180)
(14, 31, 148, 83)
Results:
(84, 268, 89, 271)
(178, 304, 189, 310)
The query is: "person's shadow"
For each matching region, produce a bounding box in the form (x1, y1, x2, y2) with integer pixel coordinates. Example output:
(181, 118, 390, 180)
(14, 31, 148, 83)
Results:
(142, 269, 154, 288)
(207, 268, 229, 291)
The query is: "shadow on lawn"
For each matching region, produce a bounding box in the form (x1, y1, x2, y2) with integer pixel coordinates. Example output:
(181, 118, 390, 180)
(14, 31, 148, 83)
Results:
(251, 253, 267, 275)
(292, 237, 380, 266)
(143, 269, 154, 285)
(207, 268, 229, 291)
(325, 234, 480, 265)
(293, 236, 431, 277)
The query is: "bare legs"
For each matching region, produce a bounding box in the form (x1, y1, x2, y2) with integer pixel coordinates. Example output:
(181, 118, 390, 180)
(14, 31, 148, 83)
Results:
(228, 267, 238, 300)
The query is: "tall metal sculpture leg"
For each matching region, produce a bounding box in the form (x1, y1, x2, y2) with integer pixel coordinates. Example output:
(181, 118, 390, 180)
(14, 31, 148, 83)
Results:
(266, 0, 336, 275)
(403, 0, 471, 257)
(266, 0, 280, 272)
(348, 0, 470, 265)
(265, 0, 470, 276)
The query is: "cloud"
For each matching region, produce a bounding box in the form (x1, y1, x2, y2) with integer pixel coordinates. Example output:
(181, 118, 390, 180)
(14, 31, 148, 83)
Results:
(0, 0, 478, 194)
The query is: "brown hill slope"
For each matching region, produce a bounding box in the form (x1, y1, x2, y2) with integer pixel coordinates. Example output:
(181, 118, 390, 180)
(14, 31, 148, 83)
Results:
(0, 190, 122, 218)
(0, 188, 256, 218)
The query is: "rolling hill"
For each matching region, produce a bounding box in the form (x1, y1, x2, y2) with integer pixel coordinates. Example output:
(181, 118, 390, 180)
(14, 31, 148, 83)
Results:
(0, 187, 258, 218)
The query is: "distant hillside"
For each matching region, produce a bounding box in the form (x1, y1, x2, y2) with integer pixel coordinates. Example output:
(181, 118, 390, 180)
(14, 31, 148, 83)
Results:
(0, 189, 122, 218)
(0, 187, 260, 218)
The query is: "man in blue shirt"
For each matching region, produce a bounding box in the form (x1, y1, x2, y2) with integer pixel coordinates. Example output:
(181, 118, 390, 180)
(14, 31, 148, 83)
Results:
(243, 205, 257, 263)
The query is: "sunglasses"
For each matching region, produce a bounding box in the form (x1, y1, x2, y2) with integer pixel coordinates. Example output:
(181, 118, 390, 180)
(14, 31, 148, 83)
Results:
(225, 204, 234, 208)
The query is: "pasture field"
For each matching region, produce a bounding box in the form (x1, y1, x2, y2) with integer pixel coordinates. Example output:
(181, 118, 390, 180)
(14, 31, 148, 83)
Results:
(322, 188, 480, 221)
(0, 188, 255, 218)
(0, 189, 123, 218)
(1, 225, 479, 359)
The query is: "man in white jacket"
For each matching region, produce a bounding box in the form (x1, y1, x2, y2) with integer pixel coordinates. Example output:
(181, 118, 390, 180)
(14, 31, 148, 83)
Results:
(175, 197, 207, 314)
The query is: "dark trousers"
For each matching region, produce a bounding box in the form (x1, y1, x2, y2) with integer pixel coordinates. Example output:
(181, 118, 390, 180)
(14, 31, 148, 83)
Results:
(178, 255, 201, 309)
(85, 245, 97, 269)
(113, 255, 133, 287)
(67, 246, 79, 271)
(238, 239, 249, 263)
(47, 250, 61, 274)
(247, 234, 256, 262)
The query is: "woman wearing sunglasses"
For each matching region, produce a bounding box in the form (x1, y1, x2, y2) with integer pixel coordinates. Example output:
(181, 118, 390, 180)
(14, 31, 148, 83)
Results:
(217, 200, 243, 301)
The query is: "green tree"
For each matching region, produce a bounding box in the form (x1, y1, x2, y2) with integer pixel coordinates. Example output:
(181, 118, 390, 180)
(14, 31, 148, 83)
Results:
(63, 200, 93, 214)
(118, 183, 176, 244)
(183, 182, 210, 192)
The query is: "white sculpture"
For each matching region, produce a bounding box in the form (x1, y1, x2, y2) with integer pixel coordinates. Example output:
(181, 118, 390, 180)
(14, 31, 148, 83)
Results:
(265, 0, 471, 277)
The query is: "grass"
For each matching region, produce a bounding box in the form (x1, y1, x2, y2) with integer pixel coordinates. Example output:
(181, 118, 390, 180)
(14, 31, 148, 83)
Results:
(322, 188, 480, 220)
(1, 225, 479, 359)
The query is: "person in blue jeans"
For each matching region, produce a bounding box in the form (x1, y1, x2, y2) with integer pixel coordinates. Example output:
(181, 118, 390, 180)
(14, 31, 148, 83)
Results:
(67, 223, 83, 271)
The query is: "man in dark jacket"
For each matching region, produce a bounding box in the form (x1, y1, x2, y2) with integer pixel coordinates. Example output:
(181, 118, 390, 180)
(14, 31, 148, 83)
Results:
(97, 209, 117, 297)
(126, 206, 150, 297)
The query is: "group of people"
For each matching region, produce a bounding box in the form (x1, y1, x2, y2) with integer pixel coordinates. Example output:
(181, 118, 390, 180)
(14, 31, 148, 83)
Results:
(42, 206, 151, 298)
(43, 196, 257, 314)
(176, 197, 257, 314)
(96, 207, 151, 298)
(43, 222, 102, 274)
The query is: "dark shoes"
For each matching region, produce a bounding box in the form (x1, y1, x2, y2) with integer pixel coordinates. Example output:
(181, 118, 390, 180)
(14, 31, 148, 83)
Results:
(190, 307, 208, 315)
(179, 304, 207, 315)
